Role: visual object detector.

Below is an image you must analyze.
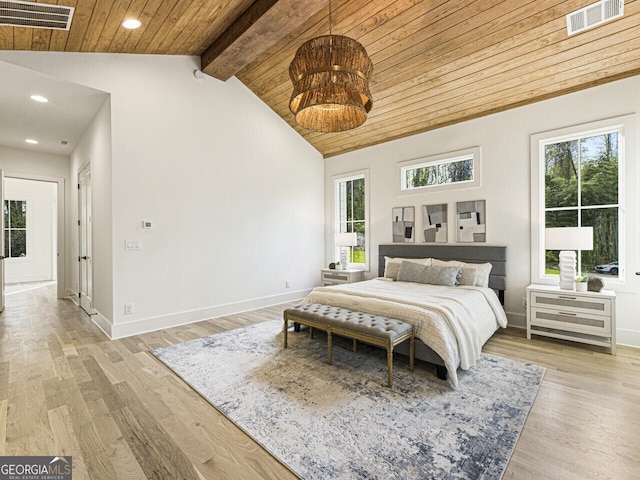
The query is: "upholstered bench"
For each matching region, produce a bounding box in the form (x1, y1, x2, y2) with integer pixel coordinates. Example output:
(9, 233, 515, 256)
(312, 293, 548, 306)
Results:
(283, 304, 414, 387)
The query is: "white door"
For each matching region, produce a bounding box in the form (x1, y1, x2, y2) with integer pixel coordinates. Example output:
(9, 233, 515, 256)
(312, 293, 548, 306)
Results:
(0, 169, 4, 312)
(78, 164, 93, 314)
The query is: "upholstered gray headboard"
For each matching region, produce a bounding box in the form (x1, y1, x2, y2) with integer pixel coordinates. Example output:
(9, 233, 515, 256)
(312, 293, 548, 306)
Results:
(378, 244, 507, 303)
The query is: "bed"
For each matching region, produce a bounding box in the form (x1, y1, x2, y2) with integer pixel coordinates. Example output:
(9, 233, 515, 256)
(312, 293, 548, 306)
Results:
(300, 244, 507, 386)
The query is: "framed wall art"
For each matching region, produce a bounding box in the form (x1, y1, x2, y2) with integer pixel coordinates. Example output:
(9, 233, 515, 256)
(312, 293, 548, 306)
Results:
(392, 206, 415, 243)
(456, 200, 486, 242)
(422, 204, 448, 243)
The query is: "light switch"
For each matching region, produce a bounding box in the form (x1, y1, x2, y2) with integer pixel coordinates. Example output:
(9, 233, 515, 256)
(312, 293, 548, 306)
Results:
(125, 240, 142, 250)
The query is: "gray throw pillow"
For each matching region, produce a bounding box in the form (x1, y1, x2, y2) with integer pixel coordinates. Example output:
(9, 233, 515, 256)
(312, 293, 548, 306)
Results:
(396, 261, 460, 286)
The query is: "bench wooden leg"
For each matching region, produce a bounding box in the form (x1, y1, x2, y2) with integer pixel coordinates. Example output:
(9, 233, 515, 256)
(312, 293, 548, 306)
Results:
(409, 336, 414, 372)
(283, 318, 288, 348)
(387, 347, 393, 388)
(352, 338, 357, 352)
(327, 330, 332, 365)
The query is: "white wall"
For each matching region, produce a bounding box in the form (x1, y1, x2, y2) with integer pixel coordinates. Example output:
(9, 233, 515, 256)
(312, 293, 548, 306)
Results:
(325, 75, 640, 348)
(69, 98, 113, 321)
(0, 52, 324, 338)
(4, 178, 56, 283)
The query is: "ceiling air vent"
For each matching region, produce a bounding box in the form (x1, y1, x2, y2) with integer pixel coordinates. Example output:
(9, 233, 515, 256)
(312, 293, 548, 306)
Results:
(566, 0, 623, 36)
(0, 1, 74, 30)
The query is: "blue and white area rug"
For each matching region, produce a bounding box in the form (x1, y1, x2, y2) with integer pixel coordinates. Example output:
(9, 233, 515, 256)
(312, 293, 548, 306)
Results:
(151, 320, 545, 480)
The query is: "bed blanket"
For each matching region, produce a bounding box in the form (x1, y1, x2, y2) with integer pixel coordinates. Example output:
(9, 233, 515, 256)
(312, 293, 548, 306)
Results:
(300, 278, 507, 387)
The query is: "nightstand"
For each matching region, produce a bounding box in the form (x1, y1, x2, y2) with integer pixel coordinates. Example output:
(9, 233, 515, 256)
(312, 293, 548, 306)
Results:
(526, 284, 616, 354)
(321, 268, 364, 286)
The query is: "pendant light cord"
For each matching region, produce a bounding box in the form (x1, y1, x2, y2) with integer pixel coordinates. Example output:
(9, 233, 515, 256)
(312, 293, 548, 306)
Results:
(329, 0, 333, 36)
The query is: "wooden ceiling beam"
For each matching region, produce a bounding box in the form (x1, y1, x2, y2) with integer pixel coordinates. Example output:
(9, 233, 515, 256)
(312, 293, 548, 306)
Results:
(201, 0, 328, 81)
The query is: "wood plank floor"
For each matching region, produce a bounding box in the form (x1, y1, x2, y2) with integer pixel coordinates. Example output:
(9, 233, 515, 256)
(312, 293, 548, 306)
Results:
(0, 284, 638, 479)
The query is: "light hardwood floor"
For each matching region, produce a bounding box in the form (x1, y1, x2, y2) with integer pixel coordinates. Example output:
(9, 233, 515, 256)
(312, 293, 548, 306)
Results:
(0, 284, 638, 479)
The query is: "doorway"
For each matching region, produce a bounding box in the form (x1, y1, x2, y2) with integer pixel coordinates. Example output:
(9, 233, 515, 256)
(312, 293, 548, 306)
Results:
(1, 174, 65, 310)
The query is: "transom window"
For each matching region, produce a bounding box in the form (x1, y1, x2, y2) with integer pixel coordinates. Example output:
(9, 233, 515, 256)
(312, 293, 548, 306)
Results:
(398, 147, 481, 194)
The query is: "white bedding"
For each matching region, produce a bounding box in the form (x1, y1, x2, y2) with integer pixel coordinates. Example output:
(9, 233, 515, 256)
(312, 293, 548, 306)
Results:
(300, 278, 508, 386)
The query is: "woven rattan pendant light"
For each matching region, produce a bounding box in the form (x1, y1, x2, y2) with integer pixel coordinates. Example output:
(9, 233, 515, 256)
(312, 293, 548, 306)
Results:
(289, 2, 373, 132)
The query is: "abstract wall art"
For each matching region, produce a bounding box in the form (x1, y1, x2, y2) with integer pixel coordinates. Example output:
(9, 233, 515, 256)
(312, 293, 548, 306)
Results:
(422, 204, 448, 243)
(456, 200, 486, 242)
(392, 206, 415, 243)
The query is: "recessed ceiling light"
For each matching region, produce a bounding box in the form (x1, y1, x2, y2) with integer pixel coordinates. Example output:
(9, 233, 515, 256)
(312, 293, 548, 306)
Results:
(30, 94, 48, 103)
(25, 139, 38, 144)
(122, 19, 141, 29)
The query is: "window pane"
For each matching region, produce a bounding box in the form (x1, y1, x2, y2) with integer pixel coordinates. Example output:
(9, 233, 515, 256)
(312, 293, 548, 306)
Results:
(10, 230, 26, 257)
(544, 210, 578, 274)
(10, 200, 26, 228)
(352, 222, 365, 264)
(352, 177, 365, 221)
(581, 208, 618, 276)
(440, 159, 473, 184)
(345, 180, 353, 222)
(545, 210, 578, 229)
(580, 133, 618, 206)
(545, 140, 579, 208)
(3, 200, 8, 228)
(406, 165, 437, 188)
(4, 229, 8, 258)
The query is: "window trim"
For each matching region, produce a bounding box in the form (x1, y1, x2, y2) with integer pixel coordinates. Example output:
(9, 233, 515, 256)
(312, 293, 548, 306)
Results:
(397, 146, 481, 195)
(530, 115, 633, 287)
(333, 169, 370, 271)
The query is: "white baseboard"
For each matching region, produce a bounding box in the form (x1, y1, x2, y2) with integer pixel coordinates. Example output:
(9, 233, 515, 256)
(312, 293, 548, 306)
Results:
(108, 288, 312, 340)
(90, 310, 113, 339)
(616, 328, 640, 349)
(505, 311, 526, 329)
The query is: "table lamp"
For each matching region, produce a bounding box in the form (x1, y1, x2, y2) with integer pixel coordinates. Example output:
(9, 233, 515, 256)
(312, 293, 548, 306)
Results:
(335, 232, 358, 269)
(545, 227, 593, 290)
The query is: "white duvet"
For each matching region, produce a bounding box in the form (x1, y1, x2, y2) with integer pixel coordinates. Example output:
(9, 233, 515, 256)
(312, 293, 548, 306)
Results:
(300, 278, 508, 387)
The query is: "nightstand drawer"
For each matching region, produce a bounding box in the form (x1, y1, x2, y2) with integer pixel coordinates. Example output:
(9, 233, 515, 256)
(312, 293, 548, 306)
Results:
(530, 291, 611, 316)
(321, 269, 363, 286)
(530, 307, 611, 336)
(322, 272, 352, 283)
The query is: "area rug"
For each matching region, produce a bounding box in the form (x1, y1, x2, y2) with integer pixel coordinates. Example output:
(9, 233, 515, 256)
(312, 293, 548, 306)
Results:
(151, 320, 545, 480)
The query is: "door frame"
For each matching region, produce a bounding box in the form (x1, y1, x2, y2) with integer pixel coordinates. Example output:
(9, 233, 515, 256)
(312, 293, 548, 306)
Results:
(77, 163, 94, 314)
(3, 172, 65, 299)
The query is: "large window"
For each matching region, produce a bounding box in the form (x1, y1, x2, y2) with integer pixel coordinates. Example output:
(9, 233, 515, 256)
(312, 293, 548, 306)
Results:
(334, 171, 368, 269)
(4, 199, 27, 258)
(531, 118, 628, 284)
(544, 131, 619, 277)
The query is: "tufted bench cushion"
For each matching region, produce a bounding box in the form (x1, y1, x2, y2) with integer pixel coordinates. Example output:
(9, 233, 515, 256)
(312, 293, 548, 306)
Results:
(283, 303, 414, 387)
(290, 303, 413, 340)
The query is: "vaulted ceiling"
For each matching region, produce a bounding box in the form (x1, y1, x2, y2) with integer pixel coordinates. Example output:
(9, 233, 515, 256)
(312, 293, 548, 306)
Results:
(1, 0, 638, 158)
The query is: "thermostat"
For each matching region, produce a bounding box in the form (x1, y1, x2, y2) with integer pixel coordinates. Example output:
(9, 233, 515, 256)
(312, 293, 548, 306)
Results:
(142, 220, 153, 229)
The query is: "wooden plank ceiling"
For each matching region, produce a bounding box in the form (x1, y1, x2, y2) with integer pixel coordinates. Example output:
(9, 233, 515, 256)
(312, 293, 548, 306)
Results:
(1, 0, 639, 158)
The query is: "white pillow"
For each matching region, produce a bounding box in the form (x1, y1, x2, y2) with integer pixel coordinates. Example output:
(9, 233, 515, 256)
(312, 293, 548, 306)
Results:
(458, 267, 478, 286)
(431, 259, 492, 287)
(384, 256, 431, 280)
(467, 262, 492, 288)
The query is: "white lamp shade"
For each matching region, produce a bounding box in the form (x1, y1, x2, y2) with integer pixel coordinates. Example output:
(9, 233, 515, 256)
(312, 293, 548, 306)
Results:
(545, 227, 593, 251)
(335, 232, 358, 247)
